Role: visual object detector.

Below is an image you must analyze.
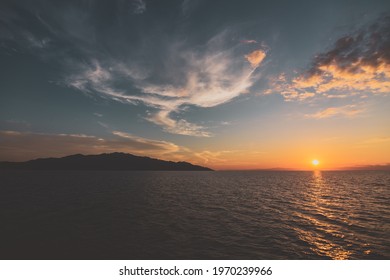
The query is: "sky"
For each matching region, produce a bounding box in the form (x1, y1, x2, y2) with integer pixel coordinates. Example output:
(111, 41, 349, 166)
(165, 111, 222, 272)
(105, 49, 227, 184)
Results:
(0, 0, 389, 170)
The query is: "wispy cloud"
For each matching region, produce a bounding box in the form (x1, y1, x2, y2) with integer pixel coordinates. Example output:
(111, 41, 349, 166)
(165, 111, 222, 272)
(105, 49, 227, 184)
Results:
(66, 33, 267, 136)
(304, 104, 365, 119)
(133, 0, 146, 14)
(25, 32, 51, 49)
(362, 137, 390, 144)
(111, 130, 180, 153)
(0, 129, 235, 168)
(145, 110, 212, 137)
(0, 130, 180, 161)
(194, 150, 229, 164)
(241, 39, 257, 44)
(1, 2, 268, 137)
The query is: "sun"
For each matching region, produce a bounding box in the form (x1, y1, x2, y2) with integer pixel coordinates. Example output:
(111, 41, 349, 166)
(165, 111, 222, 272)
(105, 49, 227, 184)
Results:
(312, 159, 320, 166)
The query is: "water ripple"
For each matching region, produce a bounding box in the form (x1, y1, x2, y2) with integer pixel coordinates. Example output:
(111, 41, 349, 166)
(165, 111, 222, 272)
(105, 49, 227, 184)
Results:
(1, 170, 389, 259)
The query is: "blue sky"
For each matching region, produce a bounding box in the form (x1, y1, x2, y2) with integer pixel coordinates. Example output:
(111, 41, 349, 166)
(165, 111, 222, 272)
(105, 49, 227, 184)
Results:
(1, 0, 389, 169)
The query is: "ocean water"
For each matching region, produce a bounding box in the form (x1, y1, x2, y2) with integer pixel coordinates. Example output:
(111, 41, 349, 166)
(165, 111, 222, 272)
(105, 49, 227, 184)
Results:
(1, 170, 389, 259)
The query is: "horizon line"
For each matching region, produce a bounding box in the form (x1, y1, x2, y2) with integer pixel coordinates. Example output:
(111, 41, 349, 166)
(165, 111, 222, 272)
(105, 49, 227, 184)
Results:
(1, 152, 389, 172)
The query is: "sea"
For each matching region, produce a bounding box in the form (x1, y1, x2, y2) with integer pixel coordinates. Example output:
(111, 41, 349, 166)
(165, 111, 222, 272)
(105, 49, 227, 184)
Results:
(1, 170, 389, 259)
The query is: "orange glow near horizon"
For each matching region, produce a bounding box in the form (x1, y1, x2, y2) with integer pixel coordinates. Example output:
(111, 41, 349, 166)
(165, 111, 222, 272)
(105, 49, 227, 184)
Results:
(1, 129, 389, 171)
(201, 147, 390, 171)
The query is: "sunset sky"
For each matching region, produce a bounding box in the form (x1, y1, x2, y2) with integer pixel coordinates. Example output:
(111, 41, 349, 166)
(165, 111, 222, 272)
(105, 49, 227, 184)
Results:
(1, 0, 389, 170)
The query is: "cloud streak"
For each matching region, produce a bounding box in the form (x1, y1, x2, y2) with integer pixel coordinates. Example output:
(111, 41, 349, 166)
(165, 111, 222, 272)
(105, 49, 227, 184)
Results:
(304, 104, 365, 119)
(0, 130, 233, 168)
(0, 130, 179, 162)
(241, 39, 257, 44)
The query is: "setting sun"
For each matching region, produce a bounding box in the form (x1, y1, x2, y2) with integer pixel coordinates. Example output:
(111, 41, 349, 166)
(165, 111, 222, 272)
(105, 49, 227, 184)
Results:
(312, 159, 320, 166)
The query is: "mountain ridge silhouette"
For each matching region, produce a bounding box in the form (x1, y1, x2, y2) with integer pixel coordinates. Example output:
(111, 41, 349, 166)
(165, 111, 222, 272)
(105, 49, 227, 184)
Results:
(0, 152, 213, 171)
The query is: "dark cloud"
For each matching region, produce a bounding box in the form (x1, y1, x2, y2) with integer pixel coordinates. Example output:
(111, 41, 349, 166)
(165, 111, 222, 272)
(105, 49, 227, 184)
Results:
(309, 14, 390, 75)
(268, 15, 390, 102)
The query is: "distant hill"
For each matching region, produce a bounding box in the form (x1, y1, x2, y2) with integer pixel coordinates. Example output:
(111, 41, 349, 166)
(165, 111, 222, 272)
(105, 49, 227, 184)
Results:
(338, 163, 390, 171)
(0, 153, 213, 171)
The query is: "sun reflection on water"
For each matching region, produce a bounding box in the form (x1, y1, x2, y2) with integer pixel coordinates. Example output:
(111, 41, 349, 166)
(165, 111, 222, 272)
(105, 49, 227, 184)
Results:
(312, 170, 323, 186)
(294, 170, 353, 260)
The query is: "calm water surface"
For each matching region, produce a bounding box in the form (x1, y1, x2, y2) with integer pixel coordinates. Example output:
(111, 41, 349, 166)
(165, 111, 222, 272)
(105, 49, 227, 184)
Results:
(1, 170, 389, 259)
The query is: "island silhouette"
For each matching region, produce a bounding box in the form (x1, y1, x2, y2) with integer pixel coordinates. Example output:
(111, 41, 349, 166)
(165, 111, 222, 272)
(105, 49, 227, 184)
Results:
(0, 152, 213, 171)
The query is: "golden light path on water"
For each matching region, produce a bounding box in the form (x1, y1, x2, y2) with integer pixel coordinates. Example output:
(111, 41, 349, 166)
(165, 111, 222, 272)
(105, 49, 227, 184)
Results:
(294, 170, 352, 259)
